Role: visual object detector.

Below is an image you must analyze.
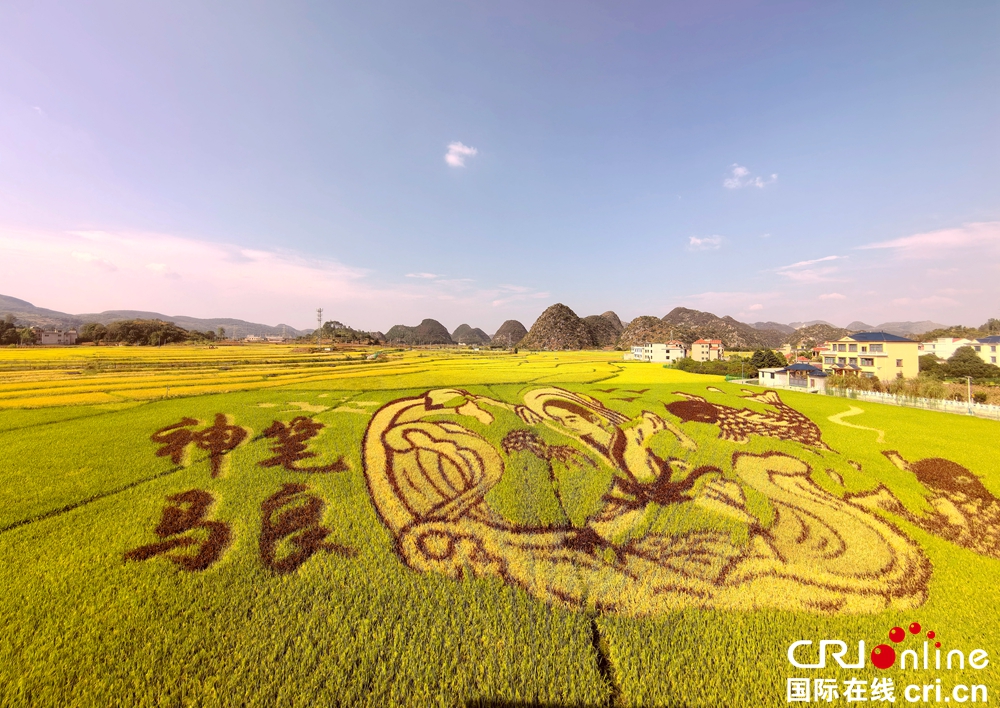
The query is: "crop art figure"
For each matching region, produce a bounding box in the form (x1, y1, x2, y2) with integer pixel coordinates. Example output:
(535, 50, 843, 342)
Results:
(124, 490, 230, 571)
(259, 417, 348, 473)
(151, 414, 248, 477)
(362, 386, 931, 617)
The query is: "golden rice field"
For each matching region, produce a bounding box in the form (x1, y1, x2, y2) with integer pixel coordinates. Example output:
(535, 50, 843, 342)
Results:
(1, 344, 998, 706)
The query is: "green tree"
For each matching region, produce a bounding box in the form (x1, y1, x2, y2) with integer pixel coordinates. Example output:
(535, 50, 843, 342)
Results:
(19, 328, 38, 345)
(919, 354, 945, 379)
(749, 349, 785, 371)
(944, 346, 1000, 381)
(0, 315, 17, 345)
(78, 322, 108, 344)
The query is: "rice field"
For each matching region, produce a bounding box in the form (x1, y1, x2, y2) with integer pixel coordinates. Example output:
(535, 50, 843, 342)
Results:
(1, 344, 997, 706)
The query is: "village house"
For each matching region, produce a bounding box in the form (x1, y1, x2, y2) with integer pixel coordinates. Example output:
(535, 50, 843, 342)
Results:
(919, 337, 974, 361)
(691, 339, 724, 361)
(628, 340, 688, 363)
(758, 363, 828, 392)
(975, 336, 1000, 365)
(38, 329, 78, 345)
(822, 331, 919, 379)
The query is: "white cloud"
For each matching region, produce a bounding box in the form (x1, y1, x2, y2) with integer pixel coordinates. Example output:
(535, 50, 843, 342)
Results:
(774, 255, 845, 283)
(445, 141, 478, 167)
(145, 262, 181, 280)
(688, 235, 723, 251)
(406, 272, 440, 279)
(748, 303, 763, 311)
(857, 221, 1000, 258)
(723, 164, 777, 189)
(780, 255, 843, 269)
(71, 251, 117, 272)
(819, 292, 847, 300)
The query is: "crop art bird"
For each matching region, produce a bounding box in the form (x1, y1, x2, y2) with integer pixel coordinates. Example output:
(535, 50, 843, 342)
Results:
(665, 390, 830, 450)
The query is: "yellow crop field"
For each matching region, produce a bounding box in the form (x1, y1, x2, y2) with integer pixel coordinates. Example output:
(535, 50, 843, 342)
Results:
(1, 344, 997, 706)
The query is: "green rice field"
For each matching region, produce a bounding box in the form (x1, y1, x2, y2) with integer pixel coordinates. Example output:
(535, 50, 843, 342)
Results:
(1, 345, 997, 706)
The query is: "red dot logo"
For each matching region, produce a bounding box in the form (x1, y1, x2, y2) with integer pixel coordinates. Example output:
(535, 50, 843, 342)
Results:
(871, 644, 896, 669)
(909, 622, 922, 634)
(935, 642, 941, 648)
(889, 627, 905, 643)
(927, 631, 936, 639)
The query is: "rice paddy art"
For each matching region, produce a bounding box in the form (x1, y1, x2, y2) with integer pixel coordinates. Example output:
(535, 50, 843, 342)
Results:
(363, 386, 930, 616)
(1, 346, 997, 707)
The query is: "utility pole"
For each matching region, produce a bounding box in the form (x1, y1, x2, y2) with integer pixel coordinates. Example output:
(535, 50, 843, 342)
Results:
(317, 308, 323, 345)
(967, 375, 973, 415)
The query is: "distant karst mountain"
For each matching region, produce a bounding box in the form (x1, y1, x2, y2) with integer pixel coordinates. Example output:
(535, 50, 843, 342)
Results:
(581, 314, 620, 347)
(451, 324, 491, 345)
(845, 321, 876, 332)
(600, 311, 625, 331)
(837, 321, 945, 338)
(785, 324, 851, 348)
(618, 316, 698, 349)
(0, 294, 308, 337)
(384, 319, 454, 345)
(789, 320, 836, 329)
(519, 304, 595, 350)
(751, 321, 796, 335)
(871, 321, 947, 337)
(491, 320, 528, 348)
(661, 307, 784, 349)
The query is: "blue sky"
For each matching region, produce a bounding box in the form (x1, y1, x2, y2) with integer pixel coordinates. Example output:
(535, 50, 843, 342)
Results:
(1, 1, 998, 331)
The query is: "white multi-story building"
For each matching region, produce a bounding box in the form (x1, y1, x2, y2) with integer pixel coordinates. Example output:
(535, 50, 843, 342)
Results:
(919, 337, 974, 361)
(629, 341, 688, 363)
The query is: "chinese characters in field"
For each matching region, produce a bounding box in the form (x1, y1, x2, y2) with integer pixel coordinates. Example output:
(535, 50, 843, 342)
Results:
(132, 413, 354, 573)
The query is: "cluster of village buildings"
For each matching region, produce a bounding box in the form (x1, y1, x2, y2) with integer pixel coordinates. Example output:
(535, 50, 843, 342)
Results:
(628, 333, 1000, 392)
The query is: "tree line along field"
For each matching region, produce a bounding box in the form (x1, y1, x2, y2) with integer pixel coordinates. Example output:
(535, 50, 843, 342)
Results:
(0, 346, 998, 707)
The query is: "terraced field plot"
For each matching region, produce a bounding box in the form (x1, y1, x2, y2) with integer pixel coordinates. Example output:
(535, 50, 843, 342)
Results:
(1, 345, 998, 706)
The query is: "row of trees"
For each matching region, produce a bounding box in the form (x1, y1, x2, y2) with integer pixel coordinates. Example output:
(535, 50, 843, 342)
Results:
(6, 317, 302, 347)
(672, 349, 788, 377)
(0, 315, 37, 345)
(78, 320, 190, 346)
